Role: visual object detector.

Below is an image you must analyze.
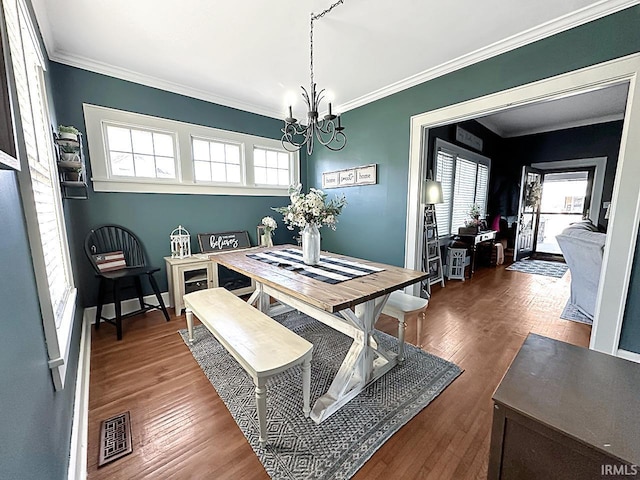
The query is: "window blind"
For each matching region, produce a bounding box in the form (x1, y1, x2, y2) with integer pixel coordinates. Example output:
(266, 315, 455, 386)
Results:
(476, 164, 489, 217)
(432, 139, 491, 236)
(434, 148, 454, 236)
(5, 0, 76, 389)
(452, 157, 478, 231)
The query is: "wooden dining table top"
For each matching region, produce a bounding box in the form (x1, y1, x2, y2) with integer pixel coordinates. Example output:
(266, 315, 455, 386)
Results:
(212, 244, 428, 313)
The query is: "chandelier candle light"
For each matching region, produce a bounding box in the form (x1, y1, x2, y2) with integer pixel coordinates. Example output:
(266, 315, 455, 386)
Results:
(281, 0, 347, 155)
(273, 184, 346, 265)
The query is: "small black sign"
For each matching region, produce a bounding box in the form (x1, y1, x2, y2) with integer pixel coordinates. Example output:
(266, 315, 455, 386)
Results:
(197, 231, 251, 253)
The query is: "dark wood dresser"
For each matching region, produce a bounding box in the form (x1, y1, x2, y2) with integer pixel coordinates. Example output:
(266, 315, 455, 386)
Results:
(489, 334, 640, 479)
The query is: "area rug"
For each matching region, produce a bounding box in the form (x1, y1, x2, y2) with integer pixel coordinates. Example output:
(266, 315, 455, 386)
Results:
(506, 259, 568, 278)
(179, 311, 462, 480)
(560, 301, 593, 325)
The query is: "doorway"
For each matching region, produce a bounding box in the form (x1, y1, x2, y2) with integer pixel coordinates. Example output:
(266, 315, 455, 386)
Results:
(405, 55, 640, 355)
(515, 166, 595, 259)
(536, 168, 594, 255)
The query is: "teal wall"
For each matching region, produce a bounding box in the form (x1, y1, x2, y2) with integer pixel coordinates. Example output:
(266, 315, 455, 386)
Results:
(0, 173, 81, 480)
(620, 224, 640, 354)
(49, 62, 301, 306)
(306, 6, 640, 267)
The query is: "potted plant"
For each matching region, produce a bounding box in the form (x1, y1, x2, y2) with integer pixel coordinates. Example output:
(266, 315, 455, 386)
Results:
(65, 167, 82, 182)
(58, 125, 80, 141)
(59, 143, 79, 163)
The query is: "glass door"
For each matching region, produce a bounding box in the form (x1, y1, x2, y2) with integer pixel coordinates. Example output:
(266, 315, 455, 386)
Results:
(536, 168, 594, 255)
(515, 166, 544, 261)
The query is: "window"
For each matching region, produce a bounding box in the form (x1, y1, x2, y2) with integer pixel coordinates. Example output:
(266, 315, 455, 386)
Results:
(105, 124, 176, 179)
(433, 138, 491, 236)
(254, 147, 290, 186)
(84, 104, 299, 195)
(192, 137, 241, 183)
(5, 0, 76, 390)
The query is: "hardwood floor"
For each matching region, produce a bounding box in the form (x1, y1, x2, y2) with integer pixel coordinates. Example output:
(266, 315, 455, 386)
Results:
(87, 264, 590, 479)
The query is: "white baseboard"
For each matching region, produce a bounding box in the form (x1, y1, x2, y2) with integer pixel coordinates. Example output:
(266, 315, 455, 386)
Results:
(617, 348, 640, 364)
(83, 292, 172, 324)
(68, 314, 91, 480)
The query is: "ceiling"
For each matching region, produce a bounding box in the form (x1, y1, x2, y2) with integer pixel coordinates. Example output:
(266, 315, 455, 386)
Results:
(31, 0, 637, 121)
(477, 82, 629, 138)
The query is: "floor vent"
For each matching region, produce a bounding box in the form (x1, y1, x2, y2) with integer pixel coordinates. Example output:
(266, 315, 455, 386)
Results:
(98, 411, 133, 467)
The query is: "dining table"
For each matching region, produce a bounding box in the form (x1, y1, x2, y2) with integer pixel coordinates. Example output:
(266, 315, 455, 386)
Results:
(212, 244, 428, 424)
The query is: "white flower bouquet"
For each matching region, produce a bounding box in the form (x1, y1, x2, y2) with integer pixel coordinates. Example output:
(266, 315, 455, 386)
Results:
(273, 184, 346, 231)
(261, 216, 278, 233)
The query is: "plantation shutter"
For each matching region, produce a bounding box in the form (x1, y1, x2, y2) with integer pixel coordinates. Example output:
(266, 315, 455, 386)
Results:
(434, 148, 454, 236)
(4, 0, 76, 390)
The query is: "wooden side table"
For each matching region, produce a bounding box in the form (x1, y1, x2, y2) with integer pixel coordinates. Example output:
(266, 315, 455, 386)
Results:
(489, 334, 640, 479)
(455, 229, 496, 278)
(165, 254, 256, 315)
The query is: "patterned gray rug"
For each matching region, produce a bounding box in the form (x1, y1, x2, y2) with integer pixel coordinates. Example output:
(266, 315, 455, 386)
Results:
(506, 259, 568, 278)
(179, 311, 462, 480)
(560, 301, 593, 325)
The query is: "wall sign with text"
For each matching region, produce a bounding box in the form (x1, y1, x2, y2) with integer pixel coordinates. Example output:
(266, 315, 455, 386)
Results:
(322, 164, 377, 189)
(197, 231, 251, 253)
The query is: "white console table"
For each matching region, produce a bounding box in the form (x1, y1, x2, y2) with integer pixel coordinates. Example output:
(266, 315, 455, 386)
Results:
(165, 251, 256, 315)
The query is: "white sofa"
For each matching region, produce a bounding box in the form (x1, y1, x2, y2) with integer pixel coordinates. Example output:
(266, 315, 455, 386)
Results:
(556, 221, 606, 319)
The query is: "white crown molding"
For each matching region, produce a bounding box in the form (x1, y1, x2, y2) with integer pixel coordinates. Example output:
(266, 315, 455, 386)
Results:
(37, 0, 639, 118)
(48, 50, 284, 120)
(338, 0, 640, 113)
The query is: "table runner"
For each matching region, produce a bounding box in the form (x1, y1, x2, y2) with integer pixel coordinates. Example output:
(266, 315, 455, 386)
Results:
(247, 248, 383, 284)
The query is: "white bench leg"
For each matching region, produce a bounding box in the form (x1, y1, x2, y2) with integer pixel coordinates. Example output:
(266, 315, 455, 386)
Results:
(417, 311, 424, 348)
(302, 357, 311, 417)
(255, 378, 268, 445)
(186, 308, 194, 344)
(397, 314, 406, 363)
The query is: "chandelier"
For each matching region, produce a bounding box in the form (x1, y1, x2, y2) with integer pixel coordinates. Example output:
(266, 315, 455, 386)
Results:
(281, 0, 347, 155)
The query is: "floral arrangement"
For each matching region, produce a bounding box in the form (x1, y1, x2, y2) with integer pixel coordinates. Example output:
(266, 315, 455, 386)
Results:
(273, 184, 346, 230)
(261, 216, 277, 233)
(464, 204, 483, 227)
(525, 180, 542, 208)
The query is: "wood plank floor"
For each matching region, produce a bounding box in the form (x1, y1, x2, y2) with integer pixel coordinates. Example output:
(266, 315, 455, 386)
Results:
(87, 263, 590, 479)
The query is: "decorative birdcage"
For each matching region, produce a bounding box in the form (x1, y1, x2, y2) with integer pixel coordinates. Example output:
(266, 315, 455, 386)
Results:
(170, 225, 191, 258)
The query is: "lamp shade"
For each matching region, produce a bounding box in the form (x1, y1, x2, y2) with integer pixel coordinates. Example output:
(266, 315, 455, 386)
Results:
(423, 179, 443, 204)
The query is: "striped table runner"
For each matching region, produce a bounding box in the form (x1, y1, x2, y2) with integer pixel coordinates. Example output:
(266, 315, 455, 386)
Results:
(247, 248, 383, 284)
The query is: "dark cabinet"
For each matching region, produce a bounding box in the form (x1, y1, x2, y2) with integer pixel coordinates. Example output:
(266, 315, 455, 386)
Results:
(489, 334, 640, 479)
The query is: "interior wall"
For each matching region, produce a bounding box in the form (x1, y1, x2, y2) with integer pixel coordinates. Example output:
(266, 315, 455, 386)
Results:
(49, 62, 301, 307)
(504, 120, 623, 229)
(620, 224, 640, 354)
(426, 119, 510, 220)
(305, 6, 640, 267)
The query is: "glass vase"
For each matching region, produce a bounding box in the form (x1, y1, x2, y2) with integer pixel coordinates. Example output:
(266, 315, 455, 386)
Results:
(261, 231, 273, 247)
(302, 223, 321, 265)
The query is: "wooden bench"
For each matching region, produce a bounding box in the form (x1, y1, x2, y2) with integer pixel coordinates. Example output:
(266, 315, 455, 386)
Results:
(381, 290, 429, 361)
(184, 288, 313, 445)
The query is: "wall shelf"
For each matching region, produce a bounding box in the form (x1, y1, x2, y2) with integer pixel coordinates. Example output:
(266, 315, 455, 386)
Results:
(54, 131, 88, 199)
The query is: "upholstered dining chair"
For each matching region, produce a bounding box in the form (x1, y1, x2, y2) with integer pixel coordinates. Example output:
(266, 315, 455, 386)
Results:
(84, 224, 170, 340)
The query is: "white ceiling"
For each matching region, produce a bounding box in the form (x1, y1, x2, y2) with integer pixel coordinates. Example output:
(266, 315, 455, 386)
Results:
(477, 82, 629, 138)
(31, 0, 638, 121)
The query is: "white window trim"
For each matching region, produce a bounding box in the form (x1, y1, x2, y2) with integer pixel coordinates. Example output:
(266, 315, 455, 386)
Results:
(7, 0, 77, 391)
(83, 104, 300, 196)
